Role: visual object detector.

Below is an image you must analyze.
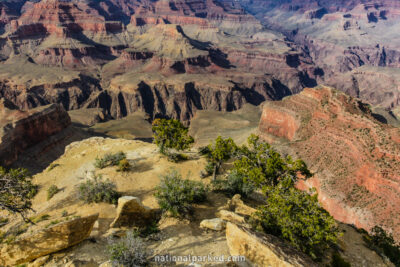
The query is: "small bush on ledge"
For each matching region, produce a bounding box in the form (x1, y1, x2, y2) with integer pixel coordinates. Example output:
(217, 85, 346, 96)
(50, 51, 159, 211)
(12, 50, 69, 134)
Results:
(108, 231, 149, 267)
(154, 169, 206, 217)
(212, 170, 255, 197)
(117, 158, 132, 172)
(94, 152, 127, 169)
(78, 175, 119, 205)
(47, 185, 60, 200)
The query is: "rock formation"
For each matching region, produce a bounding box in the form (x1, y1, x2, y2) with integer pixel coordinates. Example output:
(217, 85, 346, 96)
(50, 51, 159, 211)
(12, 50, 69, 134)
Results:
(110, 196, 155, 228)
(0, 213, 99, 266)
(0, 0, 397, 120)
(226, 222, 317, 267)
(0, 101, 71, 166)
(200, 218, 226, 231)
(258, 86, 400, 241)
(0, 0, 320, 123)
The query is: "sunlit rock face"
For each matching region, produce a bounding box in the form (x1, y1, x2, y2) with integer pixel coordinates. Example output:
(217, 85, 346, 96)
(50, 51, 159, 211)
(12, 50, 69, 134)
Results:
(259, 86, 400, 241)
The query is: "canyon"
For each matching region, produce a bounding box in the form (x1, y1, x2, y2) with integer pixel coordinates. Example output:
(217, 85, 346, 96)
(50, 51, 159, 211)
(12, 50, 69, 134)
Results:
(0, 0, 320, 123)
(0, 0, 398, 122)
(0, 0, 399, 266)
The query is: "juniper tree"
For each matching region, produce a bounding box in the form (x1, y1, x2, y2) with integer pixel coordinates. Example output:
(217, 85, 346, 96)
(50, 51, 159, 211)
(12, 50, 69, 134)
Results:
(152, 118, 194, 155)
(0, 167, 37, 220)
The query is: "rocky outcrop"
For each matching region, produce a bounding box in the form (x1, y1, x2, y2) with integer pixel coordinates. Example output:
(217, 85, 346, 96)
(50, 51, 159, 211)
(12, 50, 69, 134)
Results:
(258, 86, 400, 241)
(217, 210, 246, 225)
(0, 102, 71, 166)
(110, 196, 155, 228)
(219, 194, 257, 217)
(0, 213, 99, 266)
(226, 222, 317, 267)
(10, 0, 123, 37)
(200, 218, 226, 231)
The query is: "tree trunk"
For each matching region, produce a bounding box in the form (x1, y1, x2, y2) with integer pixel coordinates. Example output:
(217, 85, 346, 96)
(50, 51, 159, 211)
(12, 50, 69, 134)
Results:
(213, 164, 218, 181)
(212, 162, 221, 181)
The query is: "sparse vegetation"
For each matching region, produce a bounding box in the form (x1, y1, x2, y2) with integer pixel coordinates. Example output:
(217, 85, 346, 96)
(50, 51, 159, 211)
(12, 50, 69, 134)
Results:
(167, 153, 189, 163)
(117, 158, 132, 172)
(0, 167, 37, 219)
(78, 175, 119, 205)
(45, 220, 61, 228)
(94, 152, 127, 169)
(0, 223, 30, 244)
(233, 134, 312, 188)
(47, 185, 60, 200)
(154, 169, 206, 217)
(203, 136, 237, 180)
(251, 184, 339, 259)
(362, 226, 400, 266)
(133, 221, 160, 239)
(230, 135, 339, 260)
(29, 214, 50, 224)
(212, 170, 255, 197)
(151, 118, 194, 157)
(107, 231, 149, 267)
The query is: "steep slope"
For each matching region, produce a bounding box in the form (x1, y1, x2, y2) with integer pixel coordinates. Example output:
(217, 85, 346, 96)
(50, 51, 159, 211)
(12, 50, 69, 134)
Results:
(258, 86, 400, 241)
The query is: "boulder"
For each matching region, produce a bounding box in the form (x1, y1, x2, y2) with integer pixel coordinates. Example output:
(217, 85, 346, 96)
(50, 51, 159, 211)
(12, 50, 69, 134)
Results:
(218, 210, 245, 225)
(0, 214, 99, 266)
(110, 196, 154, 228)
(226, 223, 317, 267)
(27, 255, 50, 267)
(99, 261, 113, 267)
(200, 218, 226, 231)
(219, 194, 257, 217)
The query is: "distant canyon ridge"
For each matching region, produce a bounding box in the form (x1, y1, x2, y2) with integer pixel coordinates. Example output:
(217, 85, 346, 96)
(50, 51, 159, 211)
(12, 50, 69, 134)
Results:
(0, 0, 398, 122)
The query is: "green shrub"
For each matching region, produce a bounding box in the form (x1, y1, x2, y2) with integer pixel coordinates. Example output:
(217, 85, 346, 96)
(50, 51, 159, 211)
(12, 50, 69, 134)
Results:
(251, 183, 339, 260)
(78, 175, 119, 204)
(167, 153, 189, 163)
(198, 146, 211, 155)
(204, 136, 237, 180)
(0, 167, 38, 218)
(212, 170, 255, 197)
(117, 158, 131, 172)
(331, 252, 351, 267)
(233, 134, 311, 189)
(154, 169, 206, 217)
(108, 231, 149, 266)
(152, 118, 194, 155)
(47, 185, 60, 200)
(94, 152, 126, 169)
(133, 221, 160, 238)
(363, 226, 400, 266)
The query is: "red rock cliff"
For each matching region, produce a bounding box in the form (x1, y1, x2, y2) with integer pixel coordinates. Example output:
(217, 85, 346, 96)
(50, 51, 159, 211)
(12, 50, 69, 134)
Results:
(0, 100, 71, 166)
(258, 86, 400, 240)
